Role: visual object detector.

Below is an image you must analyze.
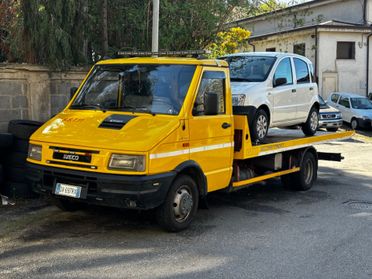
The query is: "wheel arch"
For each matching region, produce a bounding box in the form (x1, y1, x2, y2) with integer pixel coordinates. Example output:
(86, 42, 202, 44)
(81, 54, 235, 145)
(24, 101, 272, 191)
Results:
(174, 161, 208, 197)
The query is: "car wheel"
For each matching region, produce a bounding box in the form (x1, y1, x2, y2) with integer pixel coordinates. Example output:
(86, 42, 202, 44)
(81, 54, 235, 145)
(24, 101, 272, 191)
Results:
(350, 118, 358, 130)
(302, 107, 319, 136)
(156, 175, 199, 232)
(251, 109, 269, 142)
(326, 127, 338, 132)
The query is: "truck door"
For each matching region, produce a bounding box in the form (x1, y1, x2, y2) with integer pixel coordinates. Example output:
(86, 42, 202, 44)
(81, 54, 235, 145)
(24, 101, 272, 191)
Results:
(188, 68, 234, 192)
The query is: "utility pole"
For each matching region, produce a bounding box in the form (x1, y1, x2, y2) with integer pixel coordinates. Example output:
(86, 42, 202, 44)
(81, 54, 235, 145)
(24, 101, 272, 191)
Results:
(152, 0, 159, 53)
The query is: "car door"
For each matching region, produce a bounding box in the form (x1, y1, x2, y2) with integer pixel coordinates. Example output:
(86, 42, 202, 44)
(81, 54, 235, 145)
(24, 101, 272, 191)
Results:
(293, 58, 314, 120)
(337, 96, 352, 122)
(188, 68, 234, 192)
(270, 57, 297, 125)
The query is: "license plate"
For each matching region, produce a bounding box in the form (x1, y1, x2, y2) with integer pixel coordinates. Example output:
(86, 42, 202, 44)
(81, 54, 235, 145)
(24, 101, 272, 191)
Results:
(55, 183, 82, 198)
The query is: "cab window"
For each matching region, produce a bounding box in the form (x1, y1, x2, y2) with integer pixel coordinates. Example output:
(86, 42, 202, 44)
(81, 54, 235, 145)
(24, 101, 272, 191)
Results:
(193, 71, 226, 116)
(273, 58, 293, 86)
(294, 58, 310, 83)
(338, 96, 350, 108)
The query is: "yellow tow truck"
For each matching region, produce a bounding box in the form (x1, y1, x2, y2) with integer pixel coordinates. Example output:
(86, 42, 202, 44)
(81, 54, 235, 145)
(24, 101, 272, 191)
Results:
(27, 51, 353, 231)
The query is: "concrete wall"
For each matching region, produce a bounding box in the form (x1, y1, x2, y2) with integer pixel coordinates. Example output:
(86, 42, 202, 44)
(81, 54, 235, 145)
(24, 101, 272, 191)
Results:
(235, 0, 367, 37)
(0, 64, 88, 132)
(318, 30, 370, 99)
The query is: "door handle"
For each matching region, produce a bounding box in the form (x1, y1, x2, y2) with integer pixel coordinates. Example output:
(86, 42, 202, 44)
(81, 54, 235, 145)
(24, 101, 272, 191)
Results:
(267, 92, 272, 96)
(222, 122, 231, 129)
(309, 87, 314, 91)
(292, 89, 297, 93)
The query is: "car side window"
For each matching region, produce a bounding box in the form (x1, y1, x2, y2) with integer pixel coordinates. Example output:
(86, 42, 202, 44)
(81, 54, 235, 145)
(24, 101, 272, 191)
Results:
(193, 71, 226, 116)
(331, 94, 339, 103)
(273, 58, 293, 86)
(338, 97, 350, 108)
(294, 58, 310, 83)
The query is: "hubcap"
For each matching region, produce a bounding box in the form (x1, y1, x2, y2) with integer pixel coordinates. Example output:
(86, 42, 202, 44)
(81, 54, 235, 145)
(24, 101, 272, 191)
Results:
(310, 111, 318, 131)
(351, 120, 357, 130)
(304, 159, 314, 185)
(256, 115, 268, 139)
(172, 186, 193, 223)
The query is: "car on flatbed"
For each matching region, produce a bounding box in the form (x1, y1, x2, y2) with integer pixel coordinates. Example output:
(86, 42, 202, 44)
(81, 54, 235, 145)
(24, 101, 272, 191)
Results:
(26, 52, 353, 232)
(222, 52, 320, 142)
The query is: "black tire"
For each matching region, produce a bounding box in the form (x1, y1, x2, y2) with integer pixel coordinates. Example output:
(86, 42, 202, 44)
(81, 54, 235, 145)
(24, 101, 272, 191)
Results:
(350, 118, 358, 130)
(0, 165, 3, 185)
(251, 109, 269, 142)
(1, 181, 36, 198)
(12, 138, 29, 153)
(302, 106, 319, 136)
(0, 133, 14, 149)
(8, 120, 43, 140)
(156, 175, 199, 232)
(326, 127, 338, 132)
(281, 151, 317, 191)
(53, 198, 81, 212)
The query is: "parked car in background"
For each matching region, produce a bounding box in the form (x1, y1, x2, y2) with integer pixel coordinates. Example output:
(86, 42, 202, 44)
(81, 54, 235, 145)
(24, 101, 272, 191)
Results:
(222, 52, 319, 142)
(327, 92, 372, 130)
(318, 95, 342, 132)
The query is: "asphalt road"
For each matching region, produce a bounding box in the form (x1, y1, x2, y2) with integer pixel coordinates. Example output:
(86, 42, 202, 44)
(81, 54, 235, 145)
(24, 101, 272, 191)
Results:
(0, 131, 371, 279)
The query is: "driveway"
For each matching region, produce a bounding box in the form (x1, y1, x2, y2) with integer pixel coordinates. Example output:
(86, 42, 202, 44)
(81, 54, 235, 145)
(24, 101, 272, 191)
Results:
(0, 131, 371, 279)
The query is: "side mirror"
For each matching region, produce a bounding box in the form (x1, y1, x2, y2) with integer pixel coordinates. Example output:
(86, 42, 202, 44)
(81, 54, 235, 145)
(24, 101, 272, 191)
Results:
(70, 87, 78, 100)
(274, 77, 287, 87)
(205, 92, 219, 115)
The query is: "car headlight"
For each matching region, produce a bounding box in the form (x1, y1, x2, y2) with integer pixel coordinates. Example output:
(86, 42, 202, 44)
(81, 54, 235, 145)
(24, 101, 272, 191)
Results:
(28, 144, 42, 161)
(108, 154, 145, 171)
(335, 112, 342, 119)
(232, 94, 246, 106)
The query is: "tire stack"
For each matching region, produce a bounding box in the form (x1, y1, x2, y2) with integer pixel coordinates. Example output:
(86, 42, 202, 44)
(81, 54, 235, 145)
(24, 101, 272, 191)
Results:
(0, 120, 43, 199)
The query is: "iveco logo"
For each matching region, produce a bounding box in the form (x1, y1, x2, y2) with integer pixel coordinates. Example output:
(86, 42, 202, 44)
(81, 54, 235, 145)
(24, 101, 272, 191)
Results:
(63, 154, 80, 161)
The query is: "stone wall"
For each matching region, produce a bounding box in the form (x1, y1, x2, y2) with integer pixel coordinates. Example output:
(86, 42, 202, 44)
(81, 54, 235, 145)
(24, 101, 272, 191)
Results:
(0, 64, 88, 132)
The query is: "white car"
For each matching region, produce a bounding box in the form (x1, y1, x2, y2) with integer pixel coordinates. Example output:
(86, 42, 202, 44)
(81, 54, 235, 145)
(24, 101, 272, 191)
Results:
(222, 52, 320, 142)
(318, 95, 343, 132)
(327, 92, 372, 130)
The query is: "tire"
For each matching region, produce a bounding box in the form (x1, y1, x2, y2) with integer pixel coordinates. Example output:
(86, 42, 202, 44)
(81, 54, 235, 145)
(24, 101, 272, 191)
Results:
(326, 127, 338, 132)
(302, 106, 319, 136)
(350, 118, 358, 130)
(6, 166, 27, 183)
(8, 120, 43, 140)
(12, 138, 29, 153)
(0, 165, 3, 185)
(0, 133, 14, 148)
(156, 175, 199, 232)
(53, 198, 81, 212)
(251, 109, 269, 142)
(6, 152, 27, 167)
(281, 151, 317, 191)
(1, 181, 36, 198)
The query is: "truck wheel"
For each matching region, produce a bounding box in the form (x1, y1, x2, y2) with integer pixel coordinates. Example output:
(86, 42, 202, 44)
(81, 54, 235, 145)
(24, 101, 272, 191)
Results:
(281, 151, 317, 191)
(350, 118, 358, 130)
(156, 175, 199, 232)
(251, 109, 269, 142)
(302, 107, 319, 136)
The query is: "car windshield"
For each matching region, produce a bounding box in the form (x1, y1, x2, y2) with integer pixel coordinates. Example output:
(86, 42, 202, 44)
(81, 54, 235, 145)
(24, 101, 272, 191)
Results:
(71, 64, 196, 115)
(318, 95, 329, 109)
(350, 97, 372, 109)
(223, 56, 276, 82)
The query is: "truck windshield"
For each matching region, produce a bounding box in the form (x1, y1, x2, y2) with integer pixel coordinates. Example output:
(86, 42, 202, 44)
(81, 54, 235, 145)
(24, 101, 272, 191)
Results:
(71, 64, 196, 115)
(350, 98, 372, 109)
(223, 56, 276, 82)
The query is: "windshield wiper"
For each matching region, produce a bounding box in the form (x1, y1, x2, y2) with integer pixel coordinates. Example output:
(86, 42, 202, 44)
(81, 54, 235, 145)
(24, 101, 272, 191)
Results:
(70, 104, 106, 112)
(231, 77, 255, 82)
(110, 106, 155, 115)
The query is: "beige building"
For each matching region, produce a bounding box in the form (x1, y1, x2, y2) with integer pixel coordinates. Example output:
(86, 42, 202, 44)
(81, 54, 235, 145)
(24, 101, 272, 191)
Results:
(228, 0, 372, 99)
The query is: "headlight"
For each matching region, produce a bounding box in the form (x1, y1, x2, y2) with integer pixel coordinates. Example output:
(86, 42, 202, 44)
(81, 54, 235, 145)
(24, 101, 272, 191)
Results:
(232, 94, 246, 106)
(335, 112, 342, 118)
(108, 154, 145, 171)
(28, 144, 42, 161)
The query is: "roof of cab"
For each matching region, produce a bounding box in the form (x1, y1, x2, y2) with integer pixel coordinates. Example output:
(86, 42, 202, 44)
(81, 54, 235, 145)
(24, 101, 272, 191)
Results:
(96, 57, 229, 67)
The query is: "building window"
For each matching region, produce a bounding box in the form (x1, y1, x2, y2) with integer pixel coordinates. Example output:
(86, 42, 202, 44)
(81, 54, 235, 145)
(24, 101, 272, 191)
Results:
(293, 43, 305, 56)
(337, 42, 355, 59)
(266, 47, 276, 52)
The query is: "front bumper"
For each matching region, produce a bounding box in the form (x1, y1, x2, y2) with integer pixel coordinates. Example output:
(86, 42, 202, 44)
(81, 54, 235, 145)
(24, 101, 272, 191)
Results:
(27, 163, 176, 210)
(319, 118, 343, 129)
